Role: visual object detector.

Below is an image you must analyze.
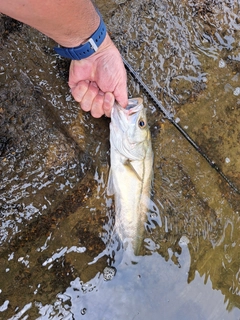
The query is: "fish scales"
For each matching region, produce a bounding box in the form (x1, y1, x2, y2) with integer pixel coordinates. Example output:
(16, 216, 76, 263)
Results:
(107, 97, 153, 254)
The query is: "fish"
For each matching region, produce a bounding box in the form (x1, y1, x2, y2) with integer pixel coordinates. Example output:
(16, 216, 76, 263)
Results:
(107, 97, 153, 255)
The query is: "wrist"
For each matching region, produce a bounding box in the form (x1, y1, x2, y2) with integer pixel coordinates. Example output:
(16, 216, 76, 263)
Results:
(54, 12, 107, 60)
(56, 14, 100, 48)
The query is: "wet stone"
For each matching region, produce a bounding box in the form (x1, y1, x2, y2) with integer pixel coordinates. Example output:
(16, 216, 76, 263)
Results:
(0, 14, 96, 248)
(103, 266, 117, 281)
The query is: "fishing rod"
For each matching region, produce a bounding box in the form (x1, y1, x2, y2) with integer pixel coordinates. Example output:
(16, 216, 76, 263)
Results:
(122, 56, 240, 194)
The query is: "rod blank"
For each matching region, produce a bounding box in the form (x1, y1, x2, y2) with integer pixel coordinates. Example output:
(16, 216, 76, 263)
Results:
(122, 56, 239, 194)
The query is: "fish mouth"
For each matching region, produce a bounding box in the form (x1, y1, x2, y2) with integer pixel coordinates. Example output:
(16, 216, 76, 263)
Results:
(113, 98, 143, 115)
(111, 97, 144, 130)
(126, 97, 143, 112)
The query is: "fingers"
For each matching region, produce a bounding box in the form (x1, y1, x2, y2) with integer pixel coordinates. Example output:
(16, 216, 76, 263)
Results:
(90, 91, 115, 118)
(68, 35, 128, 118)
(114, 77, 128, 109)
(70, 80, 89, 103)
(91, 91, 105, 118)
(70, 81, 115, 118)
(80, 81, 99, 112)
(103, 92, 115, 117)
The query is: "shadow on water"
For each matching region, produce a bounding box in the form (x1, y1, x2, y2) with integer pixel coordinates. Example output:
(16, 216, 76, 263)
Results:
(1, 0, 240, 319)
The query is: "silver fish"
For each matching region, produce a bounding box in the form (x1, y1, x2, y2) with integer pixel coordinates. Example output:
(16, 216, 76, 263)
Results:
(107, 97, 153, 254)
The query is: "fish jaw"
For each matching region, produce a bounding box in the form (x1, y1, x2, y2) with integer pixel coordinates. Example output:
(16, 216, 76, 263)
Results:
(110, 97, 143, 132)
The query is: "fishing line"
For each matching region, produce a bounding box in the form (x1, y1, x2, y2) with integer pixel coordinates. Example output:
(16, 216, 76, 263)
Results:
(122, 56, 240, 194)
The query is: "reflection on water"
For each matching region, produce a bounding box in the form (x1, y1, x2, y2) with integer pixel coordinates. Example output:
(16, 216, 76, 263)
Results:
(1, 1, 240, 319)
(34, 241, 237, 320)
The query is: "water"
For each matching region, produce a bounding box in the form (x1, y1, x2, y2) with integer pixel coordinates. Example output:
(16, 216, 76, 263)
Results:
(1, 1, 240, 319)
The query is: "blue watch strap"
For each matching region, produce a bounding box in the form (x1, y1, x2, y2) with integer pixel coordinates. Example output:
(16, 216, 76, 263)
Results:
(54, 14, 107, 60)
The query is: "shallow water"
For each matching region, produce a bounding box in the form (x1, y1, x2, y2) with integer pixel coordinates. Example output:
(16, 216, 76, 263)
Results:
(1, 0, 240, 319)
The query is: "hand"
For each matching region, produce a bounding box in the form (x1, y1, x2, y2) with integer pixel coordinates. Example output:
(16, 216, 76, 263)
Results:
(68, 34, 128, 118)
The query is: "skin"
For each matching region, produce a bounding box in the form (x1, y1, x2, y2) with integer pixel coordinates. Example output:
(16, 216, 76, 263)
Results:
(108, 101, 153, 254)
(0, 0, 128, 117)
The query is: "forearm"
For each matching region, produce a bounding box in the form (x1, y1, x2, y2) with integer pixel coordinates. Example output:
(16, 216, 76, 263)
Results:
(0, 0, 128, 114)
(0, 0, 100, 47)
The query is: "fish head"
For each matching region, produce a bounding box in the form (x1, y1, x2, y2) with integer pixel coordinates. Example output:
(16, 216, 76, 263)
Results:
(125, 98, 150, 144)
(110, 98, 151, 161)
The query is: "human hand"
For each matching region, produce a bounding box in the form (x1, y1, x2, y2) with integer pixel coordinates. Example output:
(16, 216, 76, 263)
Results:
(68, 34, 128, 118)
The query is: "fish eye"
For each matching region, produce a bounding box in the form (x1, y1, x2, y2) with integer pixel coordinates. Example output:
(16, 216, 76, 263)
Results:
(138, 118, 146, 128)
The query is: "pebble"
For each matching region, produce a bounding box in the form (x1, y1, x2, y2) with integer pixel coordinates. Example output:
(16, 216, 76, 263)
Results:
(219, 59, 226, 68)
(225, 157, 230, 164)
(103, 266, 116, 281)
(233, 87, 240, 96)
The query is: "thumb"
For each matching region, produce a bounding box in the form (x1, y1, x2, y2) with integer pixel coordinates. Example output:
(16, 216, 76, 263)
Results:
(114, 81, 128, 108)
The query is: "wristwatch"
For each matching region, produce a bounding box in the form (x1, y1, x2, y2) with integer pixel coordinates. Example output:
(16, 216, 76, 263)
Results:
(54, 14, 107, 60)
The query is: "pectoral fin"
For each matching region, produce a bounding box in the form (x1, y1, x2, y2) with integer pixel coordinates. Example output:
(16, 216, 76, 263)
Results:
(124, 159, 142, 181)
